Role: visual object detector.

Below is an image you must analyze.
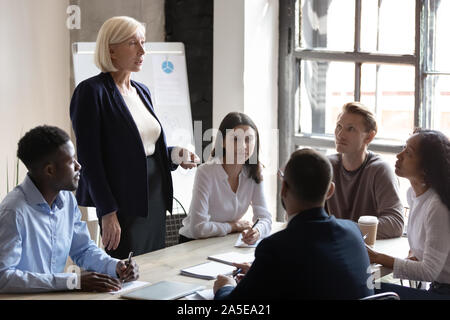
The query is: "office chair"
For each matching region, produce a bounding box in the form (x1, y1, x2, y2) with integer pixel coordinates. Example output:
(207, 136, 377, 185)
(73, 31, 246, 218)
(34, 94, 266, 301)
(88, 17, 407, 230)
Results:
(165, 197, 188, 247)
(360, 292, 400, 300)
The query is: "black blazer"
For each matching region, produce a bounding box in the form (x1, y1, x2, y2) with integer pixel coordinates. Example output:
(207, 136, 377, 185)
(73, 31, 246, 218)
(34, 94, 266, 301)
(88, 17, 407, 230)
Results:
(70, 72, 177, 219)
(215, 207, 374, 300)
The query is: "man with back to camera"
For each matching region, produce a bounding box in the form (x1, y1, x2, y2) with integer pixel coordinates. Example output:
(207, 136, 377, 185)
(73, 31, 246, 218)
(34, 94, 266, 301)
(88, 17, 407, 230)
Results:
(326, 102, 404, 239)
(213, 148, 374, 299)
(0, 125, 139, 293)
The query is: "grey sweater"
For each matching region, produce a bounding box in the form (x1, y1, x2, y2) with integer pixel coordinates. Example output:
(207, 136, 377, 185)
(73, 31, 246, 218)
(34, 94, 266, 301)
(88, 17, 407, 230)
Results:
(326, 152, 404, 239)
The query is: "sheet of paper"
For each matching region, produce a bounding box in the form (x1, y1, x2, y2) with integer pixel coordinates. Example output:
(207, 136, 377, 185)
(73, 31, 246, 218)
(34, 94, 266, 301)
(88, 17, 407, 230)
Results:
(109, 280, 150, 295)
(234, 234, 262, 248)
(152, 55, 189, 106)
(208, 251, 255, 265)
(185, 288, 215, 300)
(181, 261, 236, 280)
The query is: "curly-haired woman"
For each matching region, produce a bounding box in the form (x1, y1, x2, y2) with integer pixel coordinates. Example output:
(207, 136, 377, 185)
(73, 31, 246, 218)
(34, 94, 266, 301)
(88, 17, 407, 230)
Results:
(367, 129, 450, 299)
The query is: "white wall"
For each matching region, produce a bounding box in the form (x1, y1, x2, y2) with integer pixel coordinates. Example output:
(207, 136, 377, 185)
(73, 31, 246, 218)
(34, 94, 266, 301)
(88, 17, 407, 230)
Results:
(0, 0, 71, 199)
(244, 0, 279, 218)
(214, 0, 279, 218)
(0, 0, 280, 222)
(213, 0, 245, 129)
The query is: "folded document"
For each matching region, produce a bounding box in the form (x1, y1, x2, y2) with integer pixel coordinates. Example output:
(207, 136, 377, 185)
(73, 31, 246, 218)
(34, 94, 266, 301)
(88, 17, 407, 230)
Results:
(121, 281, 205, 300)
(180, 261, 236, 280)
(207, 251, 255, 266)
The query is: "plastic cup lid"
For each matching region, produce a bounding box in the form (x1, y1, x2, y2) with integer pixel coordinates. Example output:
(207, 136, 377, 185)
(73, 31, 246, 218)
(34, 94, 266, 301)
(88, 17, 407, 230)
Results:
(358, 215, 379, 224)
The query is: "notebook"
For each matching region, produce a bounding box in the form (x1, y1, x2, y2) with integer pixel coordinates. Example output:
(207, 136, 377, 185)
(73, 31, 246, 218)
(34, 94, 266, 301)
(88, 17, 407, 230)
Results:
(185, 288, 215, 300)
(207, 251, 255, 266)
(108, 280, 149, 295)
(180, 261, 236, 280)
(121, 281, 205, 300)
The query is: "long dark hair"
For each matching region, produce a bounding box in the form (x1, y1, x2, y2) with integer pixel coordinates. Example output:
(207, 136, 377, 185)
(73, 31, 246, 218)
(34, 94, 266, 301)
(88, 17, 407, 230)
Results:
(211, 112, 263, 183)
(414, 128, 450, 211)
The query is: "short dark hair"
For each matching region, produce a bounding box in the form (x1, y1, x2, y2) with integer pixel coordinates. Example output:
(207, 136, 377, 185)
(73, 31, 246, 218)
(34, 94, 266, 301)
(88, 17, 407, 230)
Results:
(17, 125, 70, 171)
(284, 148, 332, 204)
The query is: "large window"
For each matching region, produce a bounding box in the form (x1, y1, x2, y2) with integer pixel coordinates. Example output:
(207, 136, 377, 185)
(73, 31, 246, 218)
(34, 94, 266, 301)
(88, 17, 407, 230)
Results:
(278, 0, 450, 220)
(296, 0, 418, 149)
(423, 0, 450, 136)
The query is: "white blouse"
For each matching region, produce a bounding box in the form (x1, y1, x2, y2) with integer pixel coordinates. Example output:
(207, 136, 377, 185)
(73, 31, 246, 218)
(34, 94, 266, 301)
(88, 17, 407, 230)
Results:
(179, 160, 272, 239)
(393, 187, 450, 284)
(122, 93, 161, 156)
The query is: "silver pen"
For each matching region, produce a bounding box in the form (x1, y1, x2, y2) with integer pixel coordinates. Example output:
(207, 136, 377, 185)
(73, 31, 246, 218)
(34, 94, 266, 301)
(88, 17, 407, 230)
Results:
(122, 251, 133, 283)
(127, 251, 134, 265)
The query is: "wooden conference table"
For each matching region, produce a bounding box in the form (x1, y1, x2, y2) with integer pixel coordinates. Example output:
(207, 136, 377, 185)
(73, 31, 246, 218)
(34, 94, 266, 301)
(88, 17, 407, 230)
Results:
(0, 222, 409, 300)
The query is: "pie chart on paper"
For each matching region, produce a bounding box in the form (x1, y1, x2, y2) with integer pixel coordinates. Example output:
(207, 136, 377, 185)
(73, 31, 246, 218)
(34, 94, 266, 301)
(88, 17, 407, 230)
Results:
(162, 60, 174, 74)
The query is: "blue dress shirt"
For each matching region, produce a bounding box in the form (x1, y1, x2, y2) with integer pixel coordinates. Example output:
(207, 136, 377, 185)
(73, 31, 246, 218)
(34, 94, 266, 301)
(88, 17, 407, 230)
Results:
(0, 175, 119, 293)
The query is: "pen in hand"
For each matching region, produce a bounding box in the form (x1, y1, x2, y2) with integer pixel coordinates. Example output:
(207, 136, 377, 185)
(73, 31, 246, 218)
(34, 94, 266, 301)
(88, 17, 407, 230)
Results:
(250, 219, 260, 230)
(232, 268, 242, 279)
(241, 219, 260, 245)
(122, 251, 133, 283)
(127, 251, 133, 264)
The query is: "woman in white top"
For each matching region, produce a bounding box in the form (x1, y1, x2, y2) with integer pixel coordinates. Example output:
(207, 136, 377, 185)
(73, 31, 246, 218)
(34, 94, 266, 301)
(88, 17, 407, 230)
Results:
(367, 129, 450, 299)
(179, 112, 272, 244)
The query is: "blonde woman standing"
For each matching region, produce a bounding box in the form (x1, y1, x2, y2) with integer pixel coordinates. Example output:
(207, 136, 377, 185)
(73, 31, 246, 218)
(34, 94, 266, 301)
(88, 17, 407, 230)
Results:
(70, 16, 198, 259)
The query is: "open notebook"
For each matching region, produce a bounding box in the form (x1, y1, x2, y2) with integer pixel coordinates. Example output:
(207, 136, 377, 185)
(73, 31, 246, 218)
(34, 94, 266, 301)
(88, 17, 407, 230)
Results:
(180, 261, 236, 280)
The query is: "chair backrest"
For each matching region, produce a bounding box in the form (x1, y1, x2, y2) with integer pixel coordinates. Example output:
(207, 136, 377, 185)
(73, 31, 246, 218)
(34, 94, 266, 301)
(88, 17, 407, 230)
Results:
(165, 197, 187, 247)
(360, 292, 400, 300)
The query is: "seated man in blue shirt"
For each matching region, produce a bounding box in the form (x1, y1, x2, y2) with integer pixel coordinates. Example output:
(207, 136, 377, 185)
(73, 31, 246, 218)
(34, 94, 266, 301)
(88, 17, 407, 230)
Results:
(0, 125, 139, 293)
(213, 148, 374, 300)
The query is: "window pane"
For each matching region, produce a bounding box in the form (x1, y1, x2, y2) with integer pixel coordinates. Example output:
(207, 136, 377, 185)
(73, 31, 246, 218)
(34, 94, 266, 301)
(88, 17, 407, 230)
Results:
(360, 0, 415, 54)
(425, 75, 450, 137)
(300, 0, 355, 51)
(360, 64, 415, 141)
(299, 60, 354, 134)
(430, 0, 450, 71)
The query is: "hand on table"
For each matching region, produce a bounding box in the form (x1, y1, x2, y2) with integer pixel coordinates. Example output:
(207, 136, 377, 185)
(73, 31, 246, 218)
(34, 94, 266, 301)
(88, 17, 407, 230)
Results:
(80, 271, 122, 292)
(241, 228, 260, 245)
(365, 243, 380, 264)
(365, 243, 395, 269)
(213, 275, 236, 294)
(116, 259, 140, 283)
(231, 262, 251, 282)
(213, 262, 252, 294)
(229, 220, 252, 233)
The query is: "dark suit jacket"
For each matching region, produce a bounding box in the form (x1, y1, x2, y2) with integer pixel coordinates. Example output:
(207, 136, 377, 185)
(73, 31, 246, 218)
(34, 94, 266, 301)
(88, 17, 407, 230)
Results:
(215, 207, 374, 300)
(70, 72, 177, 219)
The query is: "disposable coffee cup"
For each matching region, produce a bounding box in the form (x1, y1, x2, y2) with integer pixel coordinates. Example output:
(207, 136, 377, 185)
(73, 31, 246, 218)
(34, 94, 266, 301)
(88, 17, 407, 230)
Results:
(358, 216, 379, 247)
